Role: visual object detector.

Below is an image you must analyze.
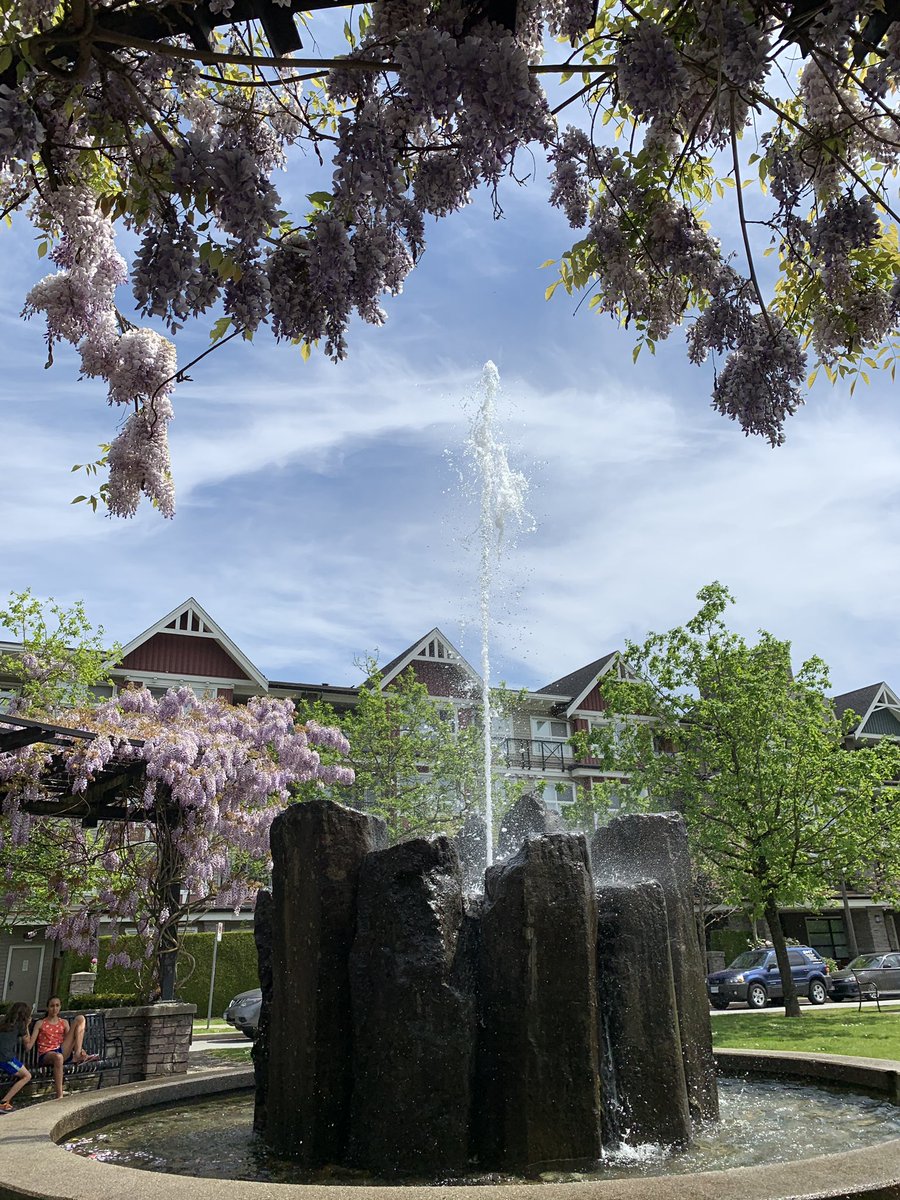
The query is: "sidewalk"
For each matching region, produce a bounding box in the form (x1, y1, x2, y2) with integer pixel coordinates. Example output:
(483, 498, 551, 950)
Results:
(711, 996, 900, 1015)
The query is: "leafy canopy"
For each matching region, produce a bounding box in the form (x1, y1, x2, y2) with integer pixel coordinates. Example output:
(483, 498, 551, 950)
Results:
(0, 0, 897, 514)
(578, 581, 900, 917)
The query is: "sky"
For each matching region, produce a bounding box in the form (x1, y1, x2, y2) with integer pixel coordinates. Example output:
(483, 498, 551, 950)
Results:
(2, 90, 899, 699)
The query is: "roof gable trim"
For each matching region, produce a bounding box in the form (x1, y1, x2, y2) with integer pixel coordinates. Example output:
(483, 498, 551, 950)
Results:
(117, 598, 268, 690)
(380, 628, 482, 690)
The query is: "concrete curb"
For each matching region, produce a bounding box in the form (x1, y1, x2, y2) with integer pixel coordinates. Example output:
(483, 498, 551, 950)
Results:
(1, 1054, 900, 1200)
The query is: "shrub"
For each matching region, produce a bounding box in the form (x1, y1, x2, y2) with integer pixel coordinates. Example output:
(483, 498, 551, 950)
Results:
(709, 928, 751, 965)
(92, 929, 258, 1012)
(66, 993, 139, 1009)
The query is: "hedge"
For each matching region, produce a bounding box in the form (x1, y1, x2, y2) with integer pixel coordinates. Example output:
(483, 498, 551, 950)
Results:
(67, 993, 139, 1009)
(709, 928, 751, 965)
(87, 930, 259, 1012)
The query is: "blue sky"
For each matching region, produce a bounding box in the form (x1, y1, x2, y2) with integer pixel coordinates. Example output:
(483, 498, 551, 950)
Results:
(2, 128, 899, 698)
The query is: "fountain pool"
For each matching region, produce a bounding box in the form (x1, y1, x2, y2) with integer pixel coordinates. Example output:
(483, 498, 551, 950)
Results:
(63, 1076, 900, 1183)
(5, 1055, 900, 1200)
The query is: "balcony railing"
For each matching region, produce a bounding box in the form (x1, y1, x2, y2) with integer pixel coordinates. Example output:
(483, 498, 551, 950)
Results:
(501, 738, 572, 771)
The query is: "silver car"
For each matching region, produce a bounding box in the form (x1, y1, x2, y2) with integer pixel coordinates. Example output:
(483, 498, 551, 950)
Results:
(224, 988, 262, 1039)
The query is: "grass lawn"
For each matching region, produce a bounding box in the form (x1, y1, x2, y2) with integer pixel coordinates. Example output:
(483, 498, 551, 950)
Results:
(205, 1047, 252, 1062)
(192, 1018, 234, 1035)
(711, 1005, 900, 1061)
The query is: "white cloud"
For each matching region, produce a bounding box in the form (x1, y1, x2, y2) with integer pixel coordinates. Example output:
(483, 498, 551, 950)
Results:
(2, 166, 900, 701)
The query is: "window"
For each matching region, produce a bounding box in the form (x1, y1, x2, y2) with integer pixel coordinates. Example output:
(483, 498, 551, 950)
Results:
(540, 782, 576, 813)
(532, 718, 569, 740)
(805, 917, 849, 961)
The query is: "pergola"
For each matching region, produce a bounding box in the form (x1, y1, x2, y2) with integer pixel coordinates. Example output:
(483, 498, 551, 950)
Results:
(0, 713, 184, 1000)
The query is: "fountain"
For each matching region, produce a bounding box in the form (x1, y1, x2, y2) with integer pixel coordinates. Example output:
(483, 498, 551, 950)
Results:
(9, 371, 900, 1200)
(255, 799, 717, 1174)
(18, 800, 900, 1199)
(464, 361, 531, 868)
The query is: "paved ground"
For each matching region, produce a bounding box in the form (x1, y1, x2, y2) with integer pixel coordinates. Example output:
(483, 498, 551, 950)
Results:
(710, 995, 900, 1015)
(188, 1030, 251, 1070)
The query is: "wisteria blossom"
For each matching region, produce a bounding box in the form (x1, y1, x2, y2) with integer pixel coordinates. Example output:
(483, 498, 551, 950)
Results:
(0, 687, 353, 990)
(0, 0, 898, 502)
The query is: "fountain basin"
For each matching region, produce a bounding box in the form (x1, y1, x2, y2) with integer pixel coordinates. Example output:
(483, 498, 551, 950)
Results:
(3, 1052, 900, 1200)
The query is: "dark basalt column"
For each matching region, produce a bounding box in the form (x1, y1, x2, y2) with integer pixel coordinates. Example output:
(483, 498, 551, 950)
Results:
(591, 813, 719, 1122)
(265, 799, 387, 1162)
(454, 813, 488, 892)
(348, 836, 476, 1174)
(478, 833, 602, 1171)
(496, 793, 563, 861)
(596, 880, 691, 1147)
(251, 888, 273, 1134)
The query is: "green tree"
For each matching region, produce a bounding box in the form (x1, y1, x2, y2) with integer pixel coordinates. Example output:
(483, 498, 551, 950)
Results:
(0, 589, 119, 715)
(338, 659, 482, 840)
(577, 582, 900, 1018)
(0, 590, 119, 935)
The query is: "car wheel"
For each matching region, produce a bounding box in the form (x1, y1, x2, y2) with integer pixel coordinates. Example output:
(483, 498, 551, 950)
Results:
(831, 994, 845, 1002)
(710, 997, 730, 1010)
(746, 983, 768, 1009)
(808, 979, 828, 1005)
(242, 1030, 256, 1041)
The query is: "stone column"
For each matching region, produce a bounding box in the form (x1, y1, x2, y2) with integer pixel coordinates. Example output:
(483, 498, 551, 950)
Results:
(596, 880, 691, 1147)
(348, 836, 476, 1174)
(478, 833, 601, 1171)
(496, 794, 562, 861)
(265, 799, 387, 1162)
(101, 1002, 195, 1085)
(591, 812, 719, 1122)
(251, 888, 272, 1134)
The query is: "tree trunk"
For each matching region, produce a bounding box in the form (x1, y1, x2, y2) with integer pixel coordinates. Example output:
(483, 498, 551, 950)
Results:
(841, 879, 859, 961)
(155, 786, 184, 1002)
(764, 898, 801, 1018)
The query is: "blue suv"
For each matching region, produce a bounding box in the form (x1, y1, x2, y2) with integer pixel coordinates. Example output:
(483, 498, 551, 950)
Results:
(707, 945, 832, 1009)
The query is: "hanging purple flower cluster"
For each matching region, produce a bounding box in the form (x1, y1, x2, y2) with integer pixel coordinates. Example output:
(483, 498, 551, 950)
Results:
(1, 687, 353, 970)
(0, 0, 898, 500)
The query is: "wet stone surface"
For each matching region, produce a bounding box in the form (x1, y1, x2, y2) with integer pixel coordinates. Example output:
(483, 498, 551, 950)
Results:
(348, 836, 476, 1174)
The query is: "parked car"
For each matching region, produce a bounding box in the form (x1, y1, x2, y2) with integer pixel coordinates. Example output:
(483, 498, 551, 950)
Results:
(706, 946, 832, 1009)
(830, 953, 900, 1001)
(224, 987, 262, 1039)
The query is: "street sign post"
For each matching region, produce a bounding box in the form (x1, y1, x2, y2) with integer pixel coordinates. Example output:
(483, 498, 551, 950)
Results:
(206, 923, 224, 1030)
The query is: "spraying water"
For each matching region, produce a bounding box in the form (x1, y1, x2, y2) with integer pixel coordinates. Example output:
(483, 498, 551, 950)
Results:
(465, 362, 531, 867)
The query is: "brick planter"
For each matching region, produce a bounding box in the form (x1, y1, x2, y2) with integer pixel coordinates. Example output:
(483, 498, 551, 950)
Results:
(100, 1003, 196, 1086)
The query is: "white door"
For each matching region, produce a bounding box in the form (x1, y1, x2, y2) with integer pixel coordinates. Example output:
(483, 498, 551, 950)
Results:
(3, 945, 44, 1011)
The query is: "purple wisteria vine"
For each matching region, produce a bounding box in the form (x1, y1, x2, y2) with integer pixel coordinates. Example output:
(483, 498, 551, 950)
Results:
(0, 684, 353, 990)
(1, 0, 898, 511)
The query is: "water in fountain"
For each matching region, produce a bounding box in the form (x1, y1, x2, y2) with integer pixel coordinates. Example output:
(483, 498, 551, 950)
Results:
(464, 362, 531, 867)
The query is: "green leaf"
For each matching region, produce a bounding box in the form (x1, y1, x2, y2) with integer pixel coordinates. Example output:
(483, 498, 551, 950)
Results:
(209, 316, 233, 344)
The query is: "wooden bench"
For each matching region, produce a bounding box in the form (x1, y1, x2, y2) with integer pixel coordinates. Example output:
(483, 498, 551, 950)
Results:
(23, 1011, 124, 1091)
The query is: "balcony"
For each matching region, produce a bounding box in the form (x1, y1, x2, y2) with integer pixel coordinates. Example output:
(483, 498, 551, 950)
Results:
(501, 738, 573, 771)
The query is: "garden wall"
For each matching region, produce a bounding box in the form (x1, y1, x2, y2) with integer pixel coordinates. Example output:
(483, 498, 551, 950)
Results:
(101, 1003, 196, 1086)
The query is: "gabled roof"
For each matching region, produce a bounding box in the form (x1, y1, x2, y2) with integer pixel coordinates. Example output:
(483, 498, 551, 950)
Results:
(117, 598, 268, 690)
(379, 628, 481, 691)
(833, 682, 900, 739)
(832, 683, 882, 726)
(536, 651, 620, 712)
